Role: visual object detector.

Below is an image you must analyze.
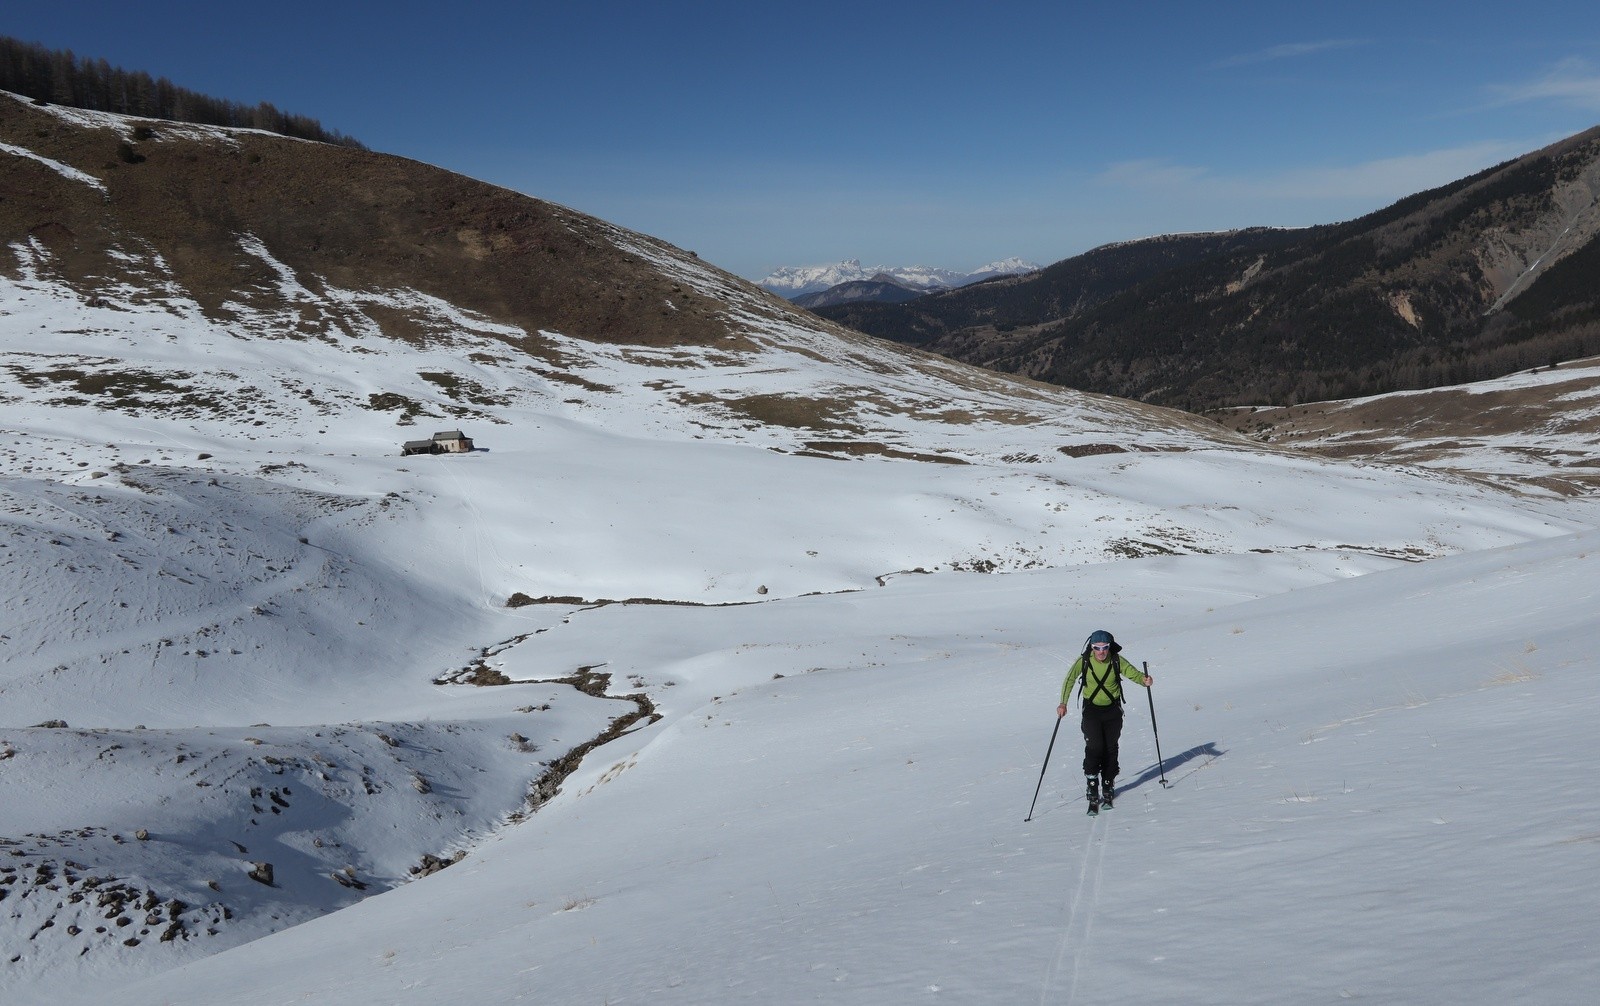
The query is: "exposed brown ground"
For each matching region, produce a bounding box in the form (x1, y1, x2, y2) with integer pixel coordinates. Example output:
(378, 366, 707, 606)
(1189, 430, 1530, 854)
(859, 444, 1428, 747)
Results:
(1, 95, 729, 349)
(1209, 356, 1600, 495)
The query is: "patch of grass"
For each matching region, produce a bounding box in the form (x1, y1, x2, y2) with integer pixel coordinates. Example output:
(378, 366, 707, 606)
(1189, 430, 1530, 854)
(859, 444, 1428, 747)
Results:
(534, 367, 616, 394)
(848, 389, 1048, 427)
(1105, 538, 1181, 559)
(714, 393, 852, 431)
(418, 371, 511, 407)
(455, 662, 512, 686)
(8, 364, 190, 399)
(359, 305, 452, 348)
(367, 391, 434, 423)
(797, 441, 967, 464)
(4, 361, 229, 414)
(618, 349, 707, 368)
(1060, 443, 1130, 458)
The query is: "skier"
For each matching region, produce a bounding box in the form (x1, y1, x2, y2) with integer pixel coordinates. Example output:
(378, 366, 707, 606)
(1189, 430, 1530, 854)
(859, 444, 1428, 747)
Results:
(1057, 629, 1151, 812)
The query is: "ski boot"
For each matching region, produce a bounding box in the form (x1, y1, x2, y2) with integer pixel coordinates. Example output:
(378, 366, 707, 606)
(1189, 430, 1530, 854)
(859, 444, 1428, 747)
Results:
(1085, 775, 1100, 815)
(1100, 777, 1115, 810)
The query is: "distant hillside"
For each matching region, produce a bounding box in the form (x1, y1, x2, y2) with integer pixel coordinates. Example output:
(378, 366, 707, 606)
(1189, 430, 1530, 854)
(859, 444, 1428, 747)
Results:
(791, 274, 930, 309)
(816, 229, 1299, 353)
(819, 127, 1600, 411)
(0, 87, 728, 349)
(0, 34, 364, 148)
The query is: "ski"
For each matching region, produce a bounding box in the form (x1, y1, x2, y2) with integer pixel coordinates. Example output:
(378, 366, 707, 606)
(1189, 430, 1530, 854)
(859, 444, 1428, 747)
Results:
(1086, 800, 1099, 816)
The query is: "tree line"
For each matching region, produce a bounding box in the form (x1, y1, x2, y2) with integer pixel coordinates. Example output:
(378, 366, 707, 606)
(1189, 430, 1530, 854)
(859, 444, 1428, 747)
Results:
(0, 35, 365, 149)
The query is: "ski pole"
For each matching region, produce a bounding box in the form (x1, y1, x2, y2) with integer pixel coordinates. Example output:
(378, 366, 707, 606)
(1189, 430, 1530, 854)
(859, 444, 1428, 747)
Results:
(1024, 715, 1064, 822)
(1145, 661, 1170, 788)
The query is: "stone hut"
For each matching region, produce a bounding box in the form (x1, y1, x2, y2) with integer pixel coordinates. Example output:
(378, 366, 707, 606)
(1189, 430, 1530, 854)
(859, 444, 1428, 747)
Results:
(401, 430, 475, 456)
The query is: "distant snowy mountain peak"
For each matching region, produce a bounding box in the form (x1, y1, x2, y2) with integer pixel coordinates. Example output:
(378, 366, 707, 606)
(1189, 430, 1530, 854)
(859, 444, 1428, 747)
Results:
(967, 256, 1040, 279)
(759, 258, 1039, 298)
(757, 259, 871, 295)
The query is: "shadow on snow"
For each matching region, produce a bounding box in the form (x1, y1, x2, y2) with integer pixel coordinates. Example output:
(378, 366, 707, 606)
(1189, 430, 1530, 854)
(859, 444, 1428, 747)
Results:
(1122, 741, 1225, 795)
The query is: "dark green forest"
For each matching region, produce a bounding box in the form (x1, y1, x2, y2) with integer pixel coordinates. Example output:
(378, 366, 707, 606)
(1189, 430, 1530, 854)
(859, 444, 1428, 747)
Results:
(0, 35, 364, 148)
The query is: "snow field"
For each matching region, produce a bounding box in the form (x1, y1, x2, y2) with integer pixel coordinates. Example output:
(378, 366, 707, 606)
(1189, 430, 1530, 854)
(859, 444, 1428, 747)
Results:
(92, 532, 1600, 1004)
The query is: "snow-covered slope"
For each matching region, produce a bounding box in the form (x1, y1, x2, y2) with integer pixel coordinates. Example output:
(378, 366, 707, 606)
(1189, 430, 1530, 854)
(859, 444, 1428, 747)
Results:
(3, 98, 1598, 1005)
(101, 529, 1600, 1005)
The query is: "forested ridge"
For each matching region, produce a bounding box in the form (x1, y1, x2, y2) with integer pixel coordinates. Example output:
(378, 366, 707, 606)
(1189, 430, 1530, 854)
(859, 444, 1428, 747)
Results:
(1, 35, 364, 148)
(818, 127, 1600, 411)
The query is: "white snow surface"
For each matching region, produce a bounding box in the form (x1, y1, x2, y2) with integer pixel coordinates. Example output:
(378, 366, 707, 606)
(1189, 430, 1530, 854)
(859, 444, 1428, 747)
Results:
(0, 141, 108, 193)
(2, 208, 1598, 1004)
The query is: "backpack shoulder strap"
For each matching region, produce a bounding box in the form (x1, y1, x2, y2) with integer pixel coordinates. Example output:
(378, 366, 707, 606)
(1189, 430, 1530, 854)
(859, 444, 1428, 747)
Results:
(1083, 655, 1121, 706)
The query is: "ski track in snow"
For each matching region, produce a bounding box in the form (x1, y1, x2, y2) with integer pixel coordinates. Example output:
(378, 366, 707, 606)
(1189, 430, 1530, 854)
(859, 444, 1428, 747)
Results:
(1042, 813, 1106, 1005)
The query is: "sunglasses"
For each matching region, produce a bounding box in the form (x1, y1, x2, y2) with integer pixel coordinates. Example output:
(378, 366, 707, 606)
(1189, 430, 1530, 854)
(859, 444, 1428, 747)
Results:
(1091, 643, 1111, 651)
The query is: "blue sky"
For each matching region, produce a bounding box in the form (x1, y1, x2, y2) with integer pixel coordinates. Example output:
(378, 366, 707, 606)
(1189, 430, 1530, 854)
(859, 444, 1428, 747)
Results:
(8, 2, 1600, 280)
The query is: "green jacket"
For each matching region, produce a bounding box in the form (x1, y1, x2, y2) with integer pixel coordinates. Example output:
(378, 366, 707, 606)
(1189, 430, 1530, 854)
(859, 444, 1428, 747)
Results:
(1060, 653, 1148, 707)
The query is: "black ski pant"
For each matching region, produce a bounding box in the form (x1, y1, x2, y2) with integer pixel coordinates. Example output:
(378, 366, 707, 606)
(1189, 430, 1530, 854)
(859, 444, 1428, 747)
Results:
(1080, 701, 1124, 781)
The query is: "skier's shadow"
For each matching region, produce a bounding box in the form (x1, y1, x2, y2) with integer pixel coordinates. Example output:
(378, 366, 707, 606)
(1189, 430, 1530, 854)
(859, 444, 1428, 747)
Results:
(1122, 741, 1225, 793)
